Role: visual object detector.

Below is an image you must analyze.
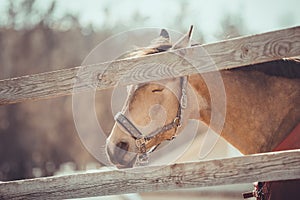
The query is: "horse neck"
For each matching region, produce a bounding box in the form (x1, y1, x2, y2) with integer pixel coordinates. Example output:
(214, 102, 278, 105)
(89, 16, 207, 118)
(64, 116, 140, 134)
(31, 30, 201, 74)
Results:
(188, 71, 300, 155)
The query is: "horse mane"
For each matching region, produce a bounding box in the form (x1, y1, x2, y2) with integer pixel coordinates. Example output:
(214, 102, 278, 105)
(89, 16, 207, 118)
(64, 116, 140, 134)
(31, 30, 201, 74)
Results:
(192, 42, 300, 79)
(191, 43, 300, 79)
(128, 40, 300, 80)
(232, 58, 300, 79)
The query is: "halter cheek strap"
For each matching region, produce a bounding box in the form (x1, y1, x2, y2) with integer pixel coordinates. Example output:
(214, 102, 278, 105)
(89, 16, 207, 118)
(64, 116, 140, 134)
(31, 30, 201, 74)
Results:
(114, 76, 188, 165)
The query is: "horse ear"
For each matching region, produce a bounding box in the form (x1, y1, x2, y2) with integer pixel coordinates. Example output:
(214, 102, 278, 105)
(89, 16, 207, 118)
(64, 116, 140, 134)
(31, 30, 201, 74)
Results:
(150, 29, 170, 45)
(144, 29, 171, 52)
(160, 29, 169, 39)
(172, 25, 193, 50)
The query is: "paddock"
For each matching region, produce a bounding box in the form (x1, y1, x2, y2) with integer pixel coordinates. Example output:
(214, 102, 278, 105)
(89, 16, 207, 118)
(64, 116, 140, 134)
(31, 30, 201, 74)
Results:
(0, 26, 299, 199)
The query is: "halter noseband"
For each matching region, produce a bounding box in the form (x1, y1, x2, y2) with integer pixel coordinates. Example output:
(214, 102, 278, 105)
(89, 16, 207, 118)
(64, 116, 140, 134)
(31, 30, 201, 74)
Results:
(114, 76, 188, 165)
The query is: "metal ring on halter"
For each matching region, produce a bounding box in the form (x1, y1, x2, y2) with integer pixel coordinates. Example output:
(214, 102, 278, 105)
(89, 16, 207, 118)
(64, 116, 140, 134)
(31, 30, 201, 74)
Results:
(173, 117, 181, 127)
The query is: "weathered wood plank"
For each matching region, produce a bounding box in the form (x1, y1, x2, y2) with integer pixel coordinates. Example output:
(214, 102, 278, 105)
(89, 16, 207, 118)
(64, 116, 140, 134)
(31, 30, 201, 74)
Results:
(0, 26, 299, 105)
(1, 149, 300, 200)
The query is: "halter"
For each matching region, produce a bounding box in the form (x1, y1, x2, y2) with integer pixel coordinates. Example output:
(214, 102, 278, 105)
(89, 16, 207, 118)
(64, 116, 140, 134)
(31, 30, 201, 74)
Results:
(114, 76, 188, 165)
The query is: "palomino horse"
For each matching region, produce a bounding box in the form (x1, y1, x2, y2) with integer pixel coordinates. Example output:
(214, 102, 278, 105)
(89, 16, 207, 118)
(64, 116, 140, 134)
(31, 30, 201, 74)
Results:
(106, 27, 300, 199)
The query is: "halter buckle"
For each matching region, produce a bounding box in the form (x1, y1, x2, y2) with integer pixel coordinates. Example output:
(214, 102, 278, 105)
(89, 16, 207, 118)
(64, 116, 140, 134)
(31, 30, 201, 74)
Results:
(136, 137, 146, 148)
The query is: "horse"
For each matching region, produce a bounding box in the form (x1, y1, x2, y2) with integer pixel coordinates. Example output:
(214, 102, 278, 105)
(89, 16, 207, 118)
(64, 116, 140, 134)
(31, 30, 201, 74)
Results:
(106, 27, 300, 199)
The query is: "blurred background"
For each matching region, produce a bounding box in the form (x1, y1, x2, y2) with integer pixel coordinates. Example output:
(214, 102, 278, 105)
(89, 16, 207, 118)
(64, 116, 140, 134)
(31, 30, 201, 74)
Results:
(0, 0, 299, 199)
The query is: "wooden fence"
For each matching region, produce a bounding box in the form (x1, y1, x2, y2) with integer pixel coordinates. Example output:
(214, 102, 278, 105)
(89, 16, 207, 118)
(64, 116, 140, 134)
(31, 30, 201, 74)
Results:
(1, 149, 300, 200)
(0, 26, 299, 105)
(0, 26, 300, 199)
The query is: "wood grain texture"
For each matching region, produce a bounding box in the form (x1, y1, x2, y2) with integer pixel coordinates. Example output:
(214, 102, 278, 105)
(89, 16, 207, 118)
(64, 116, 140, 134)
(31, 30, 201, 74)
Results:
(1, 149, 300, 199)
(0, 26, 299, 105)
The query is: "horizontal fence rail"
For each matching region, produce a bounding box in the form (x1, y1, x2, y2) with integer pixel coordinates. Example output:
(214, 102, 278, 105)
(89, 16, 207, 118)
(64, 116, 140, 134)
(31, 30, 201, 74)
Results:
(0, 26, 299, 105)
(1, 149, 300, 200)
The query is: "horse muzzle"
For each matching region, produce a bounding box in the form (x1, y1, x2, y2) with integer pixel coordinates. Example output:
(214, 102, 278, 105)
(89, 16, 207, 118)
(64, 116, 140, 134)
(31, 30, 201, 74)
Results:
(106, 141, 137, 169)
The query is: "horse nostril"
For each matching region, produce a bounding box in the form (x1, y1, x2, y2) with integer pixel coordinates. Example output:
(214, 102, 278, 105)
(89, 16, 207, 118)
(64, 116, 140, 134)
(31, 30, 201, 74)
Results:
(116, 141, 129, 151)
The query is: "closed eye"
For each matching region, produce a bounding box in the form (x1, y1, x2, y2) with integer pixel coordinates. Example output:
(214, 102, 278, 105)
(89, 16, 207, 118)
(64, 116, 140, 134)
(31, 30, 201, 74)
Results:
(152, 88, 164, 93)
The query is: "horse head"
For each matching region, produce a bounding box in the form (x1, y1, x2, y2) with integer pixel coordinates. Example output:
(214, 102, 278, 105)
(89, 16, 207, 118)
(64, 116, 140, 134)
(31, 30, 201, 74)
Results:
(106, 26, 195, 168)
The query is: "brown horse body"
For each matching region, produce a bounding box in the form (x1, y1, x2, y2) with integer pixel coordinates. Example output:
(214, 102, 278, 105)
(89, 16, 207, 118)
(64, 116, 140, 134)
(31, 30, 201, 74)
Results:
(106, 27, 300, 199)
(189, 62, 300, 155)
